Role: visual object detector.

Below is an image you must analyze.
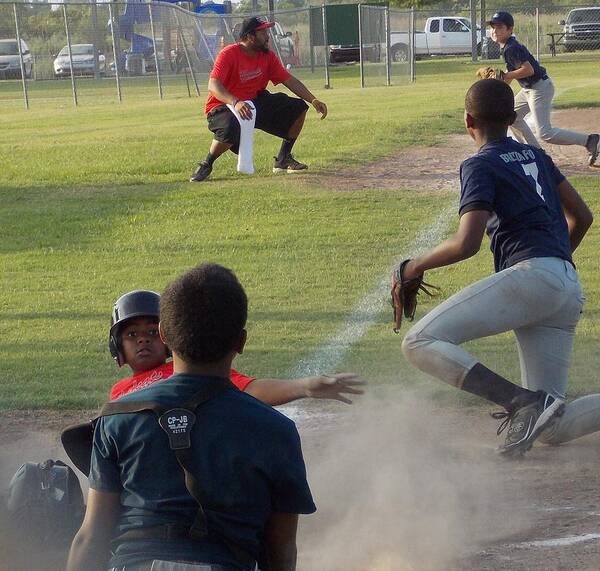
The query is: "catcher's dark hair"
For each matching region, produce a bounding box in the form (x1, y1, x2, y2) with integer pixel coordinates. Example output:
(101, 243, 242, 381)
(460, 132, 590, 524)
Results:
(160, 263, 247, 363)
(465, 79, 514, 125)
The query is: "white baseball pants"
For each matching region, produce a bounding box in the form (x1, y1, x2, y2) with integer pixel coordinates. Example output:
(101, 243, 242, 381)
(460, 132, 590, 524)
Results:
(510, 78, 589, 148)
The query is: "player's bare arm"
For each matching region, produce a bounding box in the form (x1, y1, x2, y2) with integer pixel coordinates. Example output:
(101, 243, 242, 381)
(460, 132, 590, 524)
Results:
(557, 178, 594, 251)
(503, 61, 534, 83)
(282, 76, 328, 118)
(66, 489, 120, 571)
(402, 210, 490, 280)
(263, 512, 299, 571)
(207, 77, 254, 120)
(245, 373, 365, 406)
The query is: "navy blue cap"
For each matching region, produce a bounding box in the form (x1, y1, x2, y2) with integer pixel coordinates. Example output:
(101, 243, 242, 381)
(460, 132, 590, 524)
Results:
(488, 11, 514, 28)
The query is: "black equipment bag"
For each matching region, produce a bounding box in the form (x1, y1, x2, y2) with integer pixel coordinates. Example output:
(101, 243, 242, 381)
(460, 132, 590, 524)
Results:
(6, 459, 85, 548)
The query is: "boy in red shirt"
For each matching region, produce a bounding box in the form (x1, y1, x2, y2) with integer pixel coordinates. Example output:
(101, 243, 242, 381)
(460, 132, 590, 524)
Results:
(190, 16, 328, 182)
(110, 290, 363, 405)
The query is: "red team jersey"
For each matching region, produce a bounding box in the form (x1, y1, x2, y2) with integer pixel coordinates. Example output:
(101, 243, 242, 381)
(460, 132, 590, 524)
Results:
(110, 361, 255, 401)
(204, 43, 291, 115)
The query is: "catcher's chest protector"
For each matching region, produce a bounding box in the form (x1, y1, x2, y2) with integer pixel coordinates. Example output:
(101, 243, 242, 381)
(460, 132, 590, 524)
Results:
(6, 459, 85, 548)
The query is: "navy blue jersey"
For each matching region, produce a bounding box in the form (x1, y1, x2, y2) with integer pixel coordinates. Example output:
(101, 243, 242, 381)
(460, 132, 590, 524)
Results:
(502, 36, 547, 88)
(89, 374, 316, 569)
(459, 137, 571, 272)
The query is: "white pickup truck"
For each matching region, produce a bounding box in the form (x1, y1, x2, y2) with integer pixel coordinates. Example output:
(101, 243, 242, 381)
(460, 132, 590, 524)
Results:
(389, 16, 484, 62)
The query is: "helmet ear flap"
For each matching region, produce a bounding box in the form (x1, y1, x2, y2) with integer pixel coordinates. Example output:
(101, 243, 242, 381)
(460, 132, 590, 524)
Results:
(109, 331, 125, 367)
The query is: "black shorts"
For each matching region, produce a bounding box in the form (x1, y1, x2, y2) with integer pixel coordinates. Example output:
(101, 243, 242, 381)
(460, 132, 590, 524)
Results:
(206, 90, 309, 153)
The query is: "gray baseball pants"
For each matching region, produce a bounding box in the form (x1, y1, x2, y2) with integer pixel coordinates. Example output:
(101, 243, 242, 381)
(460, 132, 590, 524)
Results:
(510, 78, 589, 149)
(402, 256, 600, 444)
(109, 562, 234, 571)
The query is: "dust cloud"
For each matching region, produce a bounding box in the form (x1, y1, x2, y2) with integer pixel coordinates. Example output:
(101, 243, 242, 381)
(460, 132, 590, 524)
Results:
(297, 387, 528, 571)
(0, 425, 79, 570)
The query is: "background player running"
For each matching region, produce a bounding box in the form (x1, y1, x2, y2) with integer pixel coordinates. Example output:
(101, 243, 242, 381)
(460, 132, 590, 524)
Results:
(488, 11, 599, 166)
(397, 79, 594, 457)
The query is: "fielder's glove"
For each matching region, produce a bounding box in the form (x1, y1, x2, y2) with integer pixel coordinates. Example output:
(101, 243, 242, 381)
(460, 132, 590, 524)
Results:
(476, 66, 505, 81)
(390, 259, 439, 334)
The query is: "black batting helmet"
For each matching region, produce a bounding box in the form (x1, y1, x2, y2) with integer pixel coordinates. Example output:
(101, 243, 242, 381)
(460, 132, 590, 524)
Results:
(109, 290, 161, 367)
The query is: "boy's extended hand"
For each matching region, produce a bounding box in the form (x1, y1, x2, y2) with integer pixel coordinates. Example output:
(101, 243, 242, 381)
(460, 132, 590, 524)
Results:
(303, 373, 365, 404)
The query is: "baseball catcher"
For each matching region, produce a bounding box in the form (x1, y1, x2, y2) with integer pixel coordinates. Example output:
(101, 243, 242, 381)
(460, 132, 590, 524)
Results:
(476, 66, 505, 81)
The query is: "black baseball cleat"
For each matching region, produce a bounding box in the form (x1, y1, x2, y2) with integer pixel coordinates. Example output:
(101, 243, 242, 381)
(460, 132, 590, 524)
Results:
(492, 391, 565, 458)
(190, 161, 213, 182)
(273, 154, 308, 173)
(586, 133, 599, 167)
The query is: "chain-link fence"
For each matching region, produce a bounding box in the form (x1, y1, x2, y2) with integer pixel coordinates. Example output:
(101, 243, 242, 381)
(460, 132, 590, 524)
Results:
(0, 1, 416, 109)
(3, 1, 596, 108)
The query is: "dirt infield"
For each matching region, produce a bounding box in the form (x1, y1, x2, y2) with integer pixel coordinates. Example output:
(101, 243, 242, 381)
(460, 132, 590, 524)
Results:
(318, 108, 600, 192)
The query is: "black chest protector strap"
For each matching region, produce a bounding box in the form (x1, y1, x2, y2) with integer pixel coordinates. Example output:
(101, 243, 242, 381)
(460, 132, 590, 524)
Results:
(99, 378, 256, 570)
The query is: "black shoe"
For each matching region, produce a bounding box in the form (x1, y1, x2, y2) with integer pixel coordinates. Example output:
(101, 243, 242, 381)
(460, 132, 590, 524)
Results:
(190, 161, 212, 182)
(492, 391, 565, 458)
(586, 134, 599, 167)
(273, 154, 308, 173)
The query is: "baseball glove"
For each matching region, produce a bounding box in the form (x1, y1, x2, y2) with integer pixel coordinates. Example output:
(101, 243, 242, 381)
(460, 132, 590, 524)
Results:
(391, 259, 439, 333)
(476, 66, 505, 81)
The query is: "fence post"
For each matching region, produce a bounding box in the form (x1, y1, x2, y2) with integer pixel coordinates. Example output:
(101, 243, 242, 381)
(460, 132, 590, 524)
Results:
(63, 4, 78, 107)
(309, 7, 315, 73)
(358, 5, 364, 88)
(175, 11, 201, 97)
(321, 4, 330, 89)
(108, 2, 122, 102)
(470, 0, 478, 62)
(148, 4, 163, 100)
(384, 7, 391, 86)
(269, 26, 284, 62)
(192, 17, 215, 66)
(480, 0, 486, 53)
(13, 3, 29, 110)
(535, 7, 540, 60)
(409, 7, 415, 82)
(91, 0, 100, 80)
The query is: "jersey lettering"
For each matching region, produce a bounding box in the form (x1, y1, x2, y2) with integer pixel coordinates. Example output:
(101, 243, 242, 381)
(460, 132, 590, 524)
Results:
(521, 161, 545, 201)
(499, 148, 536, 163)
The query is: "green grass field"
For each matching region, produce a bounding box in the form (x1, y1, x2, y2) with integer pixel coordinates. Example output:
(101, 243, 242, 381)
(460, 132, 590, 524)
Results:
(1, 58, 599, 408)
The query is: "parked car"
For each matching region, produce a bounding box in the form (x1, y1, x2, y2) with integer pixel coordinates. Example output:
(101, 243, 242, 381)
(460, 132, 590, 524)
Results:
(53, 44, 106, 77)
(329, 44, 381, 64)
(559, 7, 600, 52)
(329, 17, 486, 64)
(0, 39, 33, 79)
(389, 17, 485, 62)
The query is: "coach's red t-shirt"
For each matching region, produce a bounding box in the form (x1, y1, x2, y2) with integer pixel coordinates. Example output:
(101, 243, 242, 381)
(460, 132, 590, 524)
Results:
(109, 361, 255, 401)
(204, 43, 291, 115)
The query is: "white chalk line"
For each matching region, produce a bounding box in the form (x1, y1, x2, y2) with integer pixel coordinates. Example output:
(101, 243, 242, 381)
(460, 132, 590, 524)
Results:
(512, 533, 600, 549)
(291, 199, 457, 380)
